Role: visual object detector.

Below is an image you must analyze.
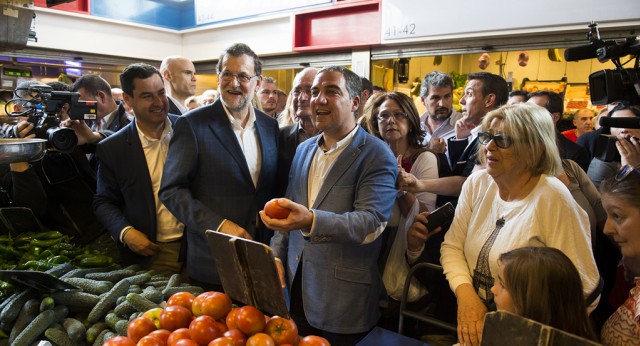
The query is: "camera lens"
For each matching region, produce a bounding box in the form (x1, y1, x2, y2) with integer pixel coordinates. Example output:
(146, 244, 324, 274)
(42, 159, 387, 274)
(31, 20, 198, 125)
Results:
(47, 127, 77, 154)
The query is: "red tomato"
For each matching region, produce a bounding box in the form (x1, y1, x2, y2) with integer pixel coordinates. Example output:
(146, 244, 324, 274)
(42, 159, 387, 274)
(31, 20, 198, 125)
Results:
(264, 317, 298, 346)
(168, 292, 197, 311)
(246, 333, 276, 346)
(167, 328, 192, 346)
(297, 335, 330, 346)
(264, 199, 290, 219)
(208, 336, 236, 346)
(192, 292, 232, 320)
(173, 340, 200, 346)
(235, 306, 266, 336)
(148, 329, 172, 344)
(161, 305, 193, 331)
(226, 308, 241, 330)
(104, 336, 137, 346)
(189, 315, 223, 346)
(137, 335, 165, 346)
(223, 329, 247, 346)
(214, 320, 229, 334)
(128, 317, 157, 343)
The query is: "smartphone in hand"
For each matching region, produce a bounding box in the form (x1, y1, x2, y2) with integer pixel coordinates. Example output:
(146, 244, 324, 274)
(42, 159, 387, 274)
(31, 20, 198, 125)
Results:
(424, 202, 455, 230)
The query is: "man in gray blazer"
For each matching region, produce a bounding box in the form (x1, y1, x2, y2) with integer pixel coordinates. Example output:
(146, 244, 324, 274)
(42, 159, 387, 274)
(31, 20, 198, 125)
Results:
(261, 66, 397, 345)
(160, 43, 279, 290)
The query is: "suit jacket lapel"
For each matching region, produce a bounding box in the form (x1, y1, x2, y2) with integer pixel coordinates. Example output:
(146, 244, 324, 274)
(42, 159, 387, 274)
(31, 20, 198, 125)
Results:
(126, 121, 157, 222)
(311, 128, 364, 209)
(207, 101, 254, 185)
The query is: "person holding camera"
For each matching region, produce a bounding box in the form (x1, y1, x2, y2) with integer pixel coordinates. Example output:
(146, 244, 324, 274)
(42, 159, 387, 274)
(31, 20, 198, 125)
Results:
(586, 103, 640, 188)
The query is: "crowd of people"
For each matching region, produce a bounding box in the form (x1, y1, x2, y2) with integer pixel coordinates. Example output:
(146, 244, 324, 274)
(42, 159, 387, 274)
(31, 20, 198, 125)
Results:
(2, 42, 639, 345)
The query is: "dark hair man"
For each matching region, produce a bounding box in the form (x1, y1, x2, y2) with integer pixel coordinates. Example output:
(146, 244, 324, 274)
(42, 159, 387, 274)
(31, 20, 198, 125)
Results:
(263, 66, 397, 345)
(257, 76, 278, 117)
(160, 43, 279, 291)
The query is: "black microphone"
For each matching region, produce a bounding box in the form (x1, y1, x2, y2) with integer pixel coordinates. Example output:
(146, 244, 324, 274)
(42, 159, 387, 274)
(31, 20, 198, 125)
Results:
(564, 41, 606, 61)
(599, 116, 640, 129)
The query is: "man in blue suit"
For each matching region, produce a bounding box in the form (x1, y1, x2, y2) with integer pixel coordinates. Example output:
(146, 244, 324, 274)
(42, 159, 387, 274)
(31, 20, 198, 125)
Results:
(94, 63, 184, 273)
(261, 66, 397, 345)
(160, 43, 279, 290)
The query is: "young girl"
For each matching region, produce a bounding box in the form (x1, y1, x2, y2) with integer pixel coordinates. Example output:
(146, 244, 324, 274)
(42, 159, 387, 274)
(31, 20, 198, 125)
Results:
(491, 246, 597, 340)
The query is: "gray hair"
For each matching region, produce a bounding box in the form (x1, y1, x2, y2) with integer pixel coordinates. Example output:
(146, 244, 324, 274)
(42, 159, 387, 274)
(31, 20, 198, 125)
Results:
(420, 71, 454, 99)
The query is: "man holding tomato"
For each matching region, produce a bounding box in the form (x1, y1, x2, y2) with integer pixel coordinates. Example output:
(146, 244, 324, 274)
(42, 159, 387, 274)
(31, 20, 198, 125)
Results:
(160, 43, 279, 290)
(261, 66, 397, 345)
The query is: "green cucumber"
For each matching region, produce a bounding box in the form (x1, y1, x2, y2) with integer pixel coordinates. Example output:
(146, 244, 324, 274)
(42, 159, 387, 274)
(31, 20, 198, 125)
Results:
(44, 327, 74, 346)
(62, 317, 86, 343)
(12, 309, 56, 346)
(87, 278, 131, 323)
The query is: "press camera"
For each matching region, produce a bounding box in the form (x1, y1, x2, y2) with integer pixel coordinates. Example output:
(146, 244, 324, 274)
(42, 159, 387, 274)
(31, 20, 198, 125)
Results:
(564, 23, 640, 162)
(4, 83, 97, 153)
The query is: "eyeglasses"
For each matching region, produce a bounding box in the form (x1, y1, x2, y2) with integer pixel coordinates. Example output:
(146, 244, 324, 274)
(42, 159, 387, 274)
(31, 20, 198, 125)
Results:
(219, 71, 258, 84)
(478, 132, 514, 149)
(377, 112, 408, 121)
(616, 164, 640, 181)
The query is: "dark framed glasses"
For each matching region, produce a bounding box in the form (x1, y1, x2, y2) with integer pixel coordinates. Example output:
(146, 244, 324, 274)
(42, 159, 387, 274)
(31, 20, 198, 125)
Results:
(616, 164, 640, 181)
(478, 132, 514, 149)
(377, 111, 408, 121)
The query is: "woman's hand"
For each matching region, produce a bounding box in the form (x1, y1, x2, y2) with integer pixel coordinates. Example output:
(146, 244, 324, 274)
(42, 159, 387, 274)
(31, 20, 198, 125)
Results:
(455, 283, 487, 346)
(617, 135, 640, 168)
(407, 211, 442, 252)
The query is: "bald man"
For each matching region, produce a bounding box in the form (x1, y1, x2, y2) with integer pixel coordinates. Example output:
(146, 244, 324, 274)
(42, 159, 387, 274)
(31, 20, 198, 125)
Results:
(160, 56, 197, 115)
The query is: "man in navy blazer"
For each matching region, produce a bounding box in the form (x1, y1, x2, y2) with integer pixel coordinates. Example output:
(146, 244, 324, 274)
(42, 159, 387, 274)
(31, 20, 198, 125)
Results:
(160, 43, 279, 289)
(94, 63, 185, 272)
(261, 66, 397, 345)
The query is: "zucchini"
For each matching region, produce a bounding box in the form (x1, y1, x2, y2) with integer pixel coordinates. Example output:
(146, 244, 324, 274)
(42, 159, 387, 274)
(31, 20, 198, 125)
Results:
(85, 269, 135, 283)
(62, 317, 86, 343)
(8, 298, 39, 344)
(0, 288, 35, 324)
(85, 321, 108, 344)
(51, 291, 100, 310)
(12, 309, 56, 346)
(40, 296, 55, 312)
(61, 277, 113, 295)
(114, 319, 128, 336)
(44, 327, 73, 346)
(87, 278, 131, 323)
(125, 292, 159, 312)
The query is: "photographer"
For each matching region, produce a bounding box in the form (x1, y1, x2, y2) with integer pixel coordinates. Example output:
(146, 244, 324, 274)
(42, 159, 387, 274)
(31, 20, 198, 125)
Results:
(586, 103, 640, 188)
(4, 81, 112, 247)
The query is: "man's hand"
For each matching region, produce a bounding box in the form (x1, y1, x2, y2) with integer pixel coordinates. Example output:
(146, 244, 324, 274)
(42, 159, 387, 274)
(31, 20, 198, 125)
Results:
(60, 119, 103, 145)
(429, 137, 446, 154)
(14, 120, 35, 139)
(455, 283, 488, 346)
(219, 220, 253, 240)
(123, 228, 160, 256)
(617, 135, 640, 168)
(454, 116, 476, 140)
(259, 198, 313, 232)
(407, 211, 442, 252)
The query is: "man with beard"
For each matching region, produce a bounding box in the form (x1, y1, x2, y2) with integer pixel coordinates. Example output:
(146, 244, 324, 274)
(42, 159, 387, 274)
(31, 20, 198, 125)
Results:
(256, 76, 279, 117)
(419, 71, 463, 169)
(276, 67, 320, 196)
(159, 43, 279, 290)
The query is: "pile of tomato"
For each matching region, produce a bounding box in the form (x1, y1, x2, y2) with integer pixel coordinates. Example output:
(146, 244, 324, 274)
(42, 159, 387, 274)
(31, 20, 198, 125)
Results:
(102, 291, 331, 346)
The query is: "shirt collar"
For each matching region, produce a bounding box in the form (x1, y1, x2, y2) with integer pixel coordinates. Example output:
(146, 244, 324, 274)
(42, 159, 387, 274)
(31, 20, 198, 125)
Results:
(223, 104, 256, 129)
(135, 117, 173, 146)
(315, 125, 358, 154)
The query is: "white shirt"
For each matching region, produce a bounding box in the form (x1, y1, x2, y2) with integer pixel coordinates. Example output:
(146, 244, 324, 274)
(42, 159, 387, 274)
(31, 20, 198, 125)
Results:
(169, 96, 189, 115)
(136, 118, 184, 242)
(306, 126, 385, 244)
(223, 105, 262, 188)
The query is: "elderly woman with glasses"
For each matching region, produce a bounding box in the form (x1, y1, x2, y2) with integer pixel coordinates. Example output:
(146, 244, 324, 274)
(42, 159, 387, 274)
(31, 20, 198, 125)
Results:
(441, 104, 600, 346)
(599, 165, 640, 345)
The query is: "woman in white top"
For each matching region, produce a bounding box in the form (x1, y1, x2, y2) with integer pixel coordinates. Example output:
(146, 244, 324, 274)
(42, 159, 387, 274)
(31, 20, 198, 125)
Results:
(441, 104, 600, 346)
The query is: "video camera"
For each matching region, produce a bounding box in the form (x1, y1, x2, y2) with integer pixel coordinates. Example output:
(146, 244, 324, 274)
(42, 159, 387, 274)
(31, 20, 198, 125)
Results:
(564, 22, 640, 107)
(565, 23, 640, 162)
(4, 83, 97, 154)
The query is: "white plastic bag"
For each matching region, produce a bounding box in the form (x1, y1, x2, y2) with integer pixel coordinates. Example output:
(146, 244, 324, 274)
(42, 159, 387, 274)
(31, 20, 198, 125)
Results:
(382, 200, 428, 302)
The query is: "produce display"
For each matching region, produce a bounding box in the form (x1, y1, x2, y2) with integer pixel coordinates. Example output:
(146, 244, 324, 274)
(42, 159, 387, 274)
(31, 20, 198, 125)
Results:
(0, 259, 330, 346)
